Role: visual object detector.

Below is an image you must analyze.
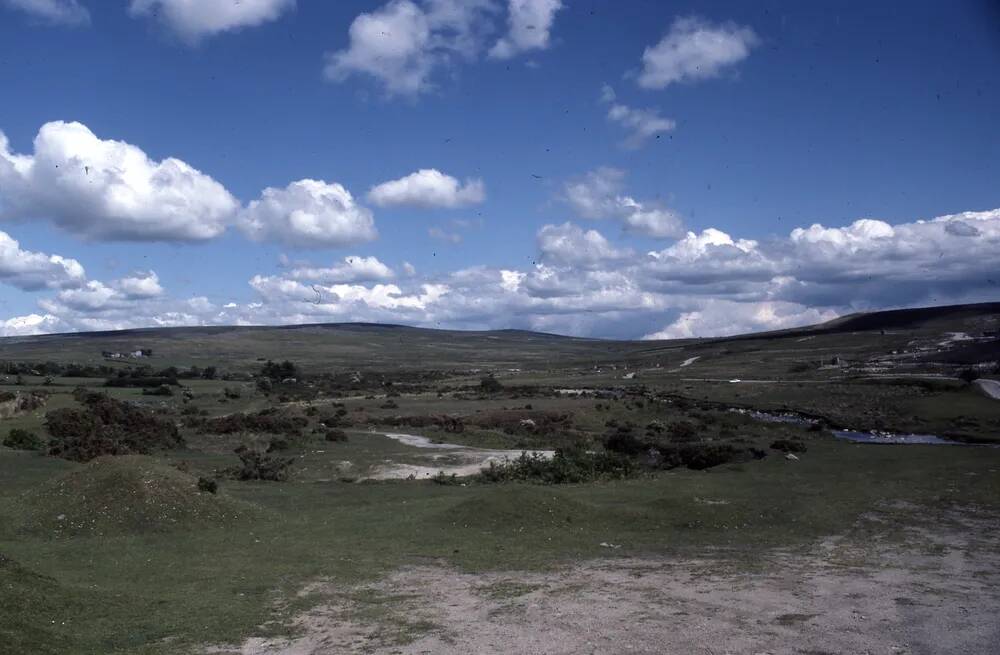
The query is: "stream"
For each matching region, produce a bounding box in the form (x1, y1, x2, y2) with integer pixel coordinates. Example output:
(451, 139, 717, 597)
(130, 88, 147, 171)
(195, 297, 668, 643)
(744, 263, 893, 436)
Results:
(729, 408, 991, 446)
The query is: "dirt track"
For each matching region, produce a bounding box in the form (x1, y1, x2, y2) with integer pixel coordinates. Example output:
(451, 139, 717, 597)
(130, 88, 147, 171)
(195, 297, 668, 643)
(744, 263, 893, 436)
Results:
(212, 509, 1000, 655)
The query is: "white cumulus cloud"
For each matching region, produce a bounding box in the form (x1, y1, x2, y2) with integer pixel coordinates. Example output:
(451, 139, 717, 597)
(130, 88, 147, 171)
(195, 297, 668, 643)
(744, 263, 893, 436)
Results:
(601, 87, 676, 149)
(115, 270, 164, 299)
(537, 222, 632, 267)
(238, 179, 378, 249)
(0, 229, 86, 290)
(563, 167, 684, 239)
(287, 256, 395, 284)
(368, 168, 485, 208)
(0, 313, 66, 337)
(324, 0, 498, 96)
(2, 0, 89, 25)
(638, 16, 758, 90)
(128, 0, 295, 42)
(489, 0, 563, 59)
(644, 300, 838, 340)
(0, 121, 238, 242)
(10, 201, 1000, 341)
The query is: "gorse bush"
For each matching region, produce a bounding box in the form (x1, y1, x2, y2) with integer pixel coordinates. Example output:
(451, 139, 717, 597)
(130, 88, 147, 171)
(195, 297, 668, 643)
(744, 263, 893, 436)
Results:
(197, 476, 219, 494)
(770, 439, 808, 454)
(141, 384, 174, 396)
(957, 368, 980, 383)
(227, 445, 294, 482)
(603, 426, 647, 456)
(477, 447, 636, 484)
(104, 376, 179, 389)
(668, 420, 699, 442)
(431, 471, 462, 485)
(260, 360, 297, 381)
(45, 393, 182, 462)
(324, 429, 348, 442)
(3, 428, 43, 451)
(657, 444, 742, 470)
(479, 375, 504, 393)
(188, 408, 308, 436)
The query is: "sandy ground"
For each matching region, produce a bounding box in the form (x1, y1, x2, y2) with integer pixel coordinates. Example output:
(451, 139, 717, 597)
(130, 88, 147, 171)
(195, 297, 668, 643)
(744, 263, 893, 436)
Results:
(210, 509, 1000, 655)
(365, 432, 553, 480)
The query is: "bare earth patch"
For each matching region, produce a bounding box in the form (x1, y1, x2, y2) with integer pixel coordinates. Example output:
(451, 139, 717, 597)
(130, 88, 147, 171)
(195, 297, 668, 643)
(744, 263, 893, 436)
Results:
(209, 511, 1000, 655)
(365, 432, 553, 480)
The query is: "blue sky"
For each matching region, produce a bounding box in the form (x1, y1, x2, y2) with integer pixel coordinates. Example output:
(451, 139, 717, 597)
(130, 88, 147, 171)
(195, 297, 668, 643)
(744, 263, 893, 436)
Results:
(0, 0, 997, 338)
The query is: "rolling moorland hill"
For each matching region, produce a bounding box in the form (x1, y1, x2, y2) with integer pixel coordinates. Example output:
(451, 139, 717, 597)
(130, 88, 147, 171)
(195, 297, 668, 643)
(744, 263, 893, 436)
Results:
(0, 301, 996, 373)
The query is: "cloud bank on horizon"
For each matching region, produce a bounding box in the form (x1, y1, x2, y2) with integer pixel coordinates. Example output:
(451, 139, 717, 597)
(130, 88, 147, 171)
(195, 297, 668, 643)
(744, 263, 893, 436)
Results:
(0, 1, 997, 340)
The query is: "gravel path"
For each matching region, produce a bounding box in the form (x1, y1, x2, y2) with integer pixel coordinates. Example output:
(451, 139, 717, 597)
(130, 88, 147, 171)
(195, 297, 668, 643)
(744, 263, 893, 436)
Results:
(213, 509, 1000, 655)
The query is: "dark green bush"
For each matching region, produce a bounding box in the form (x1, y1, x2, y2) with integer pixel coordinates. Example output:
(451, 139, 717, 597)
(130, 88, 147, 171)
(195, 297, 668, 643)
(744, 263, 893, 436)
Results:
(266, 438, 290, 452)
(45, 393, 183, 462)
(324, 429, 348, 442)
(191, 408, 308, 436)
(197, 476, 219, 494)
(477, 447, 635, 484)
(957, 368, 980, 383)
(770, 439, 808, 453)
(227, 445, 294, 481)
(104, 376, 179, 388)
(668, 420, 699, 442)
(654, 443, 742, 470)
(141, 384, 174, 396)
(479, 376, 503, 393)
(678, 444, 740, 470)
(603, 427, 646, 456)
(260, 360, 297, 381)
(3, 428, 43, 451)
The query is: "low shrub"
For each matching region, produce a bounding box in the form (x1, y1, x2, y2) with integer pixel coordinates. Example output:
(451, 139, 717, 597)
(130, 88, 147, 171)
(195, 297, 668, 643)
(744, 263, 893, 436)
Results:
(227, 445, 294, 481)
(104, 376, 179, 389)
(45, 393, 182, 462)
(260, 359, 297, 381)
(480, 376, 504, 393)
(191, 408, 308, 437)
(141, 384, 174, 396)
(678, 444, 740, 470)
(3, 428, 43, 451)
(957, 368, 980, 384)
(770, 439, 808, 453)
(653, 443, 743, 470)
(668, 420, 699, 442)
(324, 429, 348, 442)
(477, 447, 636, 484)
(266, 437, 291, 452)
(197, 476, 219, 494)
(603, 426, 646, 456)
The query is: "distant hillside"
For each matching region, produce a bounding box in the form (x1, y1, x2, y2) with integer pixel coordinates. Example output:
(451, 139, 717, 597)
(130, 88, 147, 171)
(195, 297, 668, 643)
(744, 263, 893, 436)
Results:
(814, 302, 1000, 334)
(0, 301, 996, 371)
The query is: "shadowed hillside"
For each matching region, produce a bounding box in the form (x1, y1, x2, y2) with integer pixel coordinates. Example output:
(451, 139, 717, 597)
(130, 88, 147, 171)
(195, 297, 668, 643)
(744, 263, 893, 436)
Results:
(0, 302, 997, 372)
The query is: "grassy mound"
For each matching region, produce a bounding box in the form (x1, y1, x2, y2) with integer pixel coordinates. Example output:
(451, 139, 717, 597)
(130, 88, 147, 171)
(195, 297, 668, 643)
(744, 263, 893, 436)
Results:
(438, 485, 595, 533)
(0, 553, 85, 654)
(18, 455, 256, 538)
